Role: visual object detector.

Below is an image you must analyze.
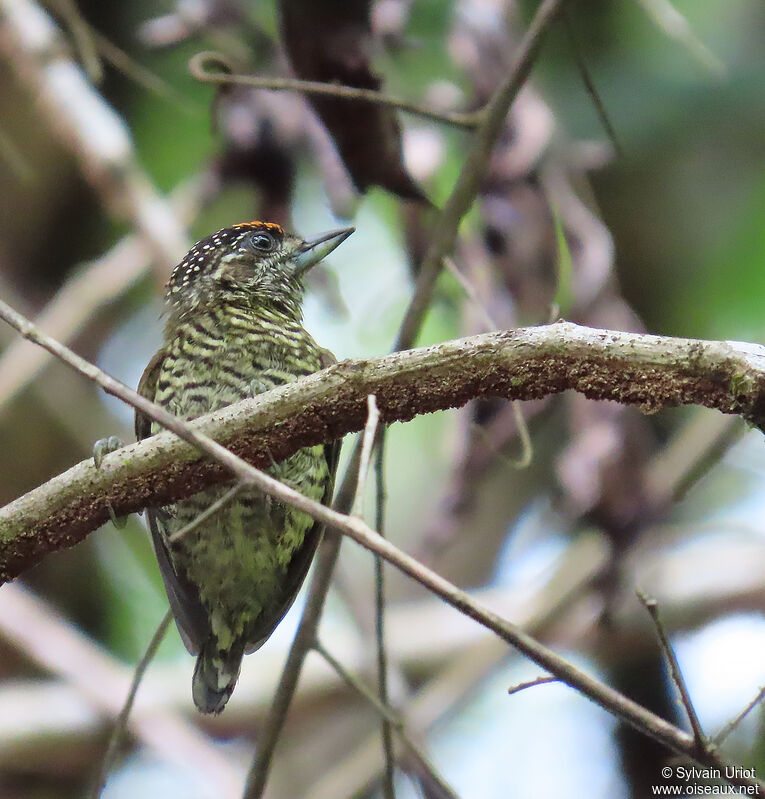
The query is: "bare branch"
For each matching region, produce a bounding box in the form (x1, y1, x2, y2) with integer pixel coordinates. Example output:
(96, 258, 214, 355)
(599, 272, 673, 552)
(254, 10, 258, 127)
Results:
(637, 590, 708, 751)
(314, 641, 459, 799)
(3, 308, 765, 580)
(373, 431, 395, 799)
(50, 0, 103, 83)
(714, 686, 765, 746)
(562, 10, 622, 156)
(188, 51, 479, 130)
(507, 675, 558, 696)
(353, 395, 381, 519)
(167, 482, 244, 544)
(92, 610, 173, 798)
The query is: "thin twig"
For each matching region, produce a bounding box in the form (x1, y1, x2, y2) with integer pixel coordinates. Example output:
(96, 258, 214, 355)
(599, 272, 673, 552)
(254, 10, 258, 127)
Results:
(374, 432, 395, 799)
(51, 0, 197, 108)
(244, 534, 343, 798)
(562, 10, 622, 157)
(91, 610, 173, 798)
(467, 407, 535, 471)
(353, 395, 381, 519)
(509, 400, 534, 470)
(49, 0, 103, 82)
(637, 590, 708, 752)
(315, 640, 402, 728)
(352, 394, 394, 797)
(333, 437, 455, 798)
(167, 482, 244, 544)
(344, 395, 397, 794)
(507, 675, 558, 696)
(94, 30, 198, 112)
(443, 256, 497, 332)
(243, 432, 367, 798)
(714, 686, 765, 746)
(243, 440, 373, 797)
(314, 641, 460, 799)
(188, 51, 479, 130)
(443, 256, 533, 470)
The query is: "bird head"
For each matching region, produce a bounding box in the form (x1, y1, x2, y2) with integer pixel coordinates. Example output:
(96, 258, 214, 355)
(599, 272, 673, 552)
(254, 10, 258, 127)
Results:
(166, 221, 354, 319)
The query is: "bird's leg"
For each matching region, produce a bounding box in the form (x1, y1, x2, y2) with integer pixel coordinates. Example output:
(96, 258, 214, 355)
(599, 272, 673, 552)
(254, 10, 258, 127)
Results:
(106, 503, 129, 529)
(92, 436, 129, 528)
(249, 376, 274, 397)
(93, 435, 125, 469)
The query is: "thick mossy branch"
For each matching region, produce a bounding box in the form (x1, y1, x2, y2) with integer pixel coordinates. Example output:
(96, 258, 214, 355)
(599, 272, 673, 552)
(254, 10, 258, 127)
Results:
(2, 321, 765, 584)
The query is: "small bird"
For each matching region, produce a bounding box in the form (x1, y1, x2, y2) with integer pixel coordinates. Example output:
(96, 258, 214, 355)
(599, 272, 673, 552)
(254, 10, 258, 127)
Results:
(135, 221, 352, 713)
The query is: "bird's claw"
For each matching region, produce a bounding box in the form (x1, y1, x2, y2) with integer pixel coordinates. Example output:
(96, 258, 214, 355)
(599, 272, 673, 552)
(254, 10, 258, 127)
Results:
(93, 435, 125, 469)
(106, 502, 129, 529)
(94, 436, 129, 527)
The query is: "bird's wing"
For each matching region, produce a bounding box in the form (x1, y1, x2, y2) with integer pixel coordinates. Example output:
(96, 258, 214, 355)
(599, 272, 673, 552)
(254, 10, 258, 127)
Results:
(245, 347, 341, 653)
(134, 347, 165, 441)
(136, 348, 210, 656)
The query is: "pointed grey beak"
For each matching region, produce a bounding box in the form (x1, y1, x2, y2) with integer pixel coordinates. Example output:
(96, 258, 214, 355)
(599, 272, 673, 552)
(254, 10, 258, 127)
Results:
(293, 226, 354, 276)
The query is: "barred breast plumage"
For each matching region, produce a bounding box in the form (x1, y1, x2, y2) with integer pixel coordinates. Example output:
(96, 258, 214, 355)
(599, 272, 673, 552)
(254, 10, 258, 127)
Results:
(135, 221, 352, 713)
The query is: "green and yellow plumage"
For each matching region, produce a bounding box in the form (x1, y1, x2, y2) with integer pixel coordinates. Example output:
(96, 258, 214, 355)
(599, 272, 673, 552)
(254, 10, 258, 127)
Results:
(135, 221, 352, 713)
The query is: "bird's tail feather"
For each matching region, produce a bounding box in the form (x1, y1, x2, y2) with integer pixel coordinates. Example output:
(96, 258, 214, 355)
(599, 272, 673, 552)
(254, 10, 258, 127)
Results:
(192, 641, 243, 714)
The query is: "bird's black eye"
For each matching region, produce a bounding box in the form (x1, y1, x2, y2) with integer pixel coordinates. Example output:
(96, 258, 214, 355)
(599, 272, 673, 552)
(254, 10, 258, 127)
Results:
(248, 231, 277, 253)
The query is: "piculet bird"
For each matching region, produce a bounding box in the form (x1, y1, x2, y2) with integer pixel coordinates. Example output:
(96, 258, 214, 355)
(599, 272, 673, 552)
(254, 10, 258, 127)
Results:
(135, 221, 352, 713)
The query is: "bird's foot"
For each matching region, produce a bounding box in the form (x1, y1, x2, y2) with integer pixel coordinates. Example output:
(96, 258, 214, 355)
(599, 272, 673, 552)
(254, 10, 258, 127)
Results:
(93, 436, 129, 528)
(93, 435, 124, 469)
(106, 503, 129, 529)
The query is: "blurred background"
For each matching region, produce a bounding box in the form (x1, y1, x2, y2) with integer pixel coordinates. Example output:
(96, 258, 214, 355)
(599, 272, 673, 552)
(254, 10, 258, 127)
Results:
(1, 0, 765, 797)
